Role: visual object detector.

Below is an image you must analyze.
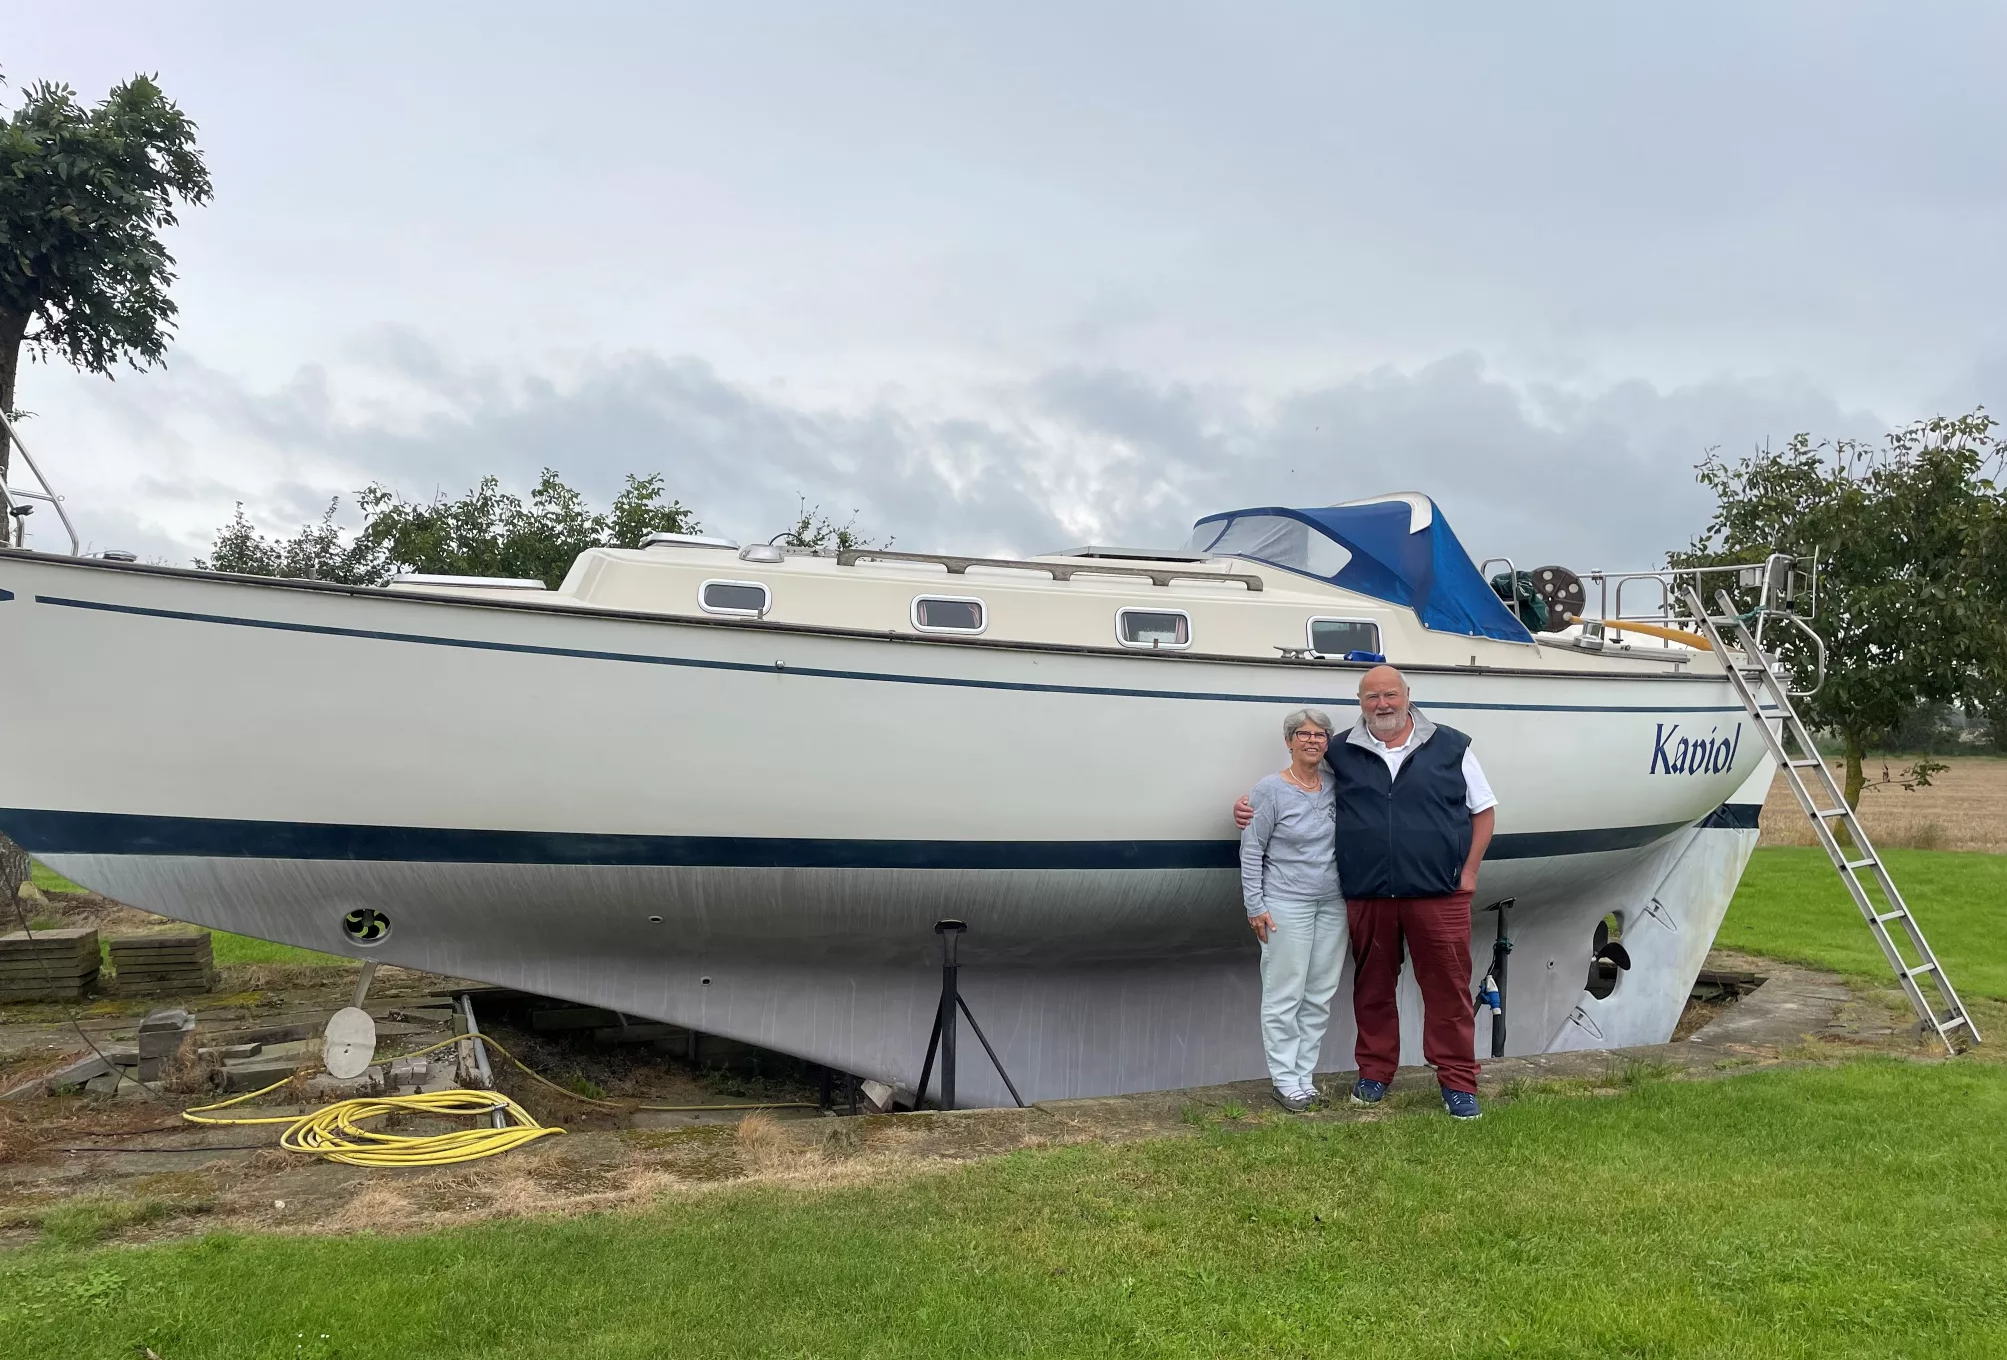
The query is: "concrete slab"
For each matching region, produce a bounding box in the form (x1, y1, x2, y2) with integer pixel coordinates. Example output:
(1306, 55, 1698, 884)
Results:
(0, 1052, 112, 1098)
(1680, 963, 1858, 1053)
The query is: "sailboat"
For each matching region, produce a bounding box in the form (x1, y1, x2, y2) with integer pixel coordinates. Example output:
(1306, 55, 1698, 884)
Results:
(0, 492, 1775, 1105)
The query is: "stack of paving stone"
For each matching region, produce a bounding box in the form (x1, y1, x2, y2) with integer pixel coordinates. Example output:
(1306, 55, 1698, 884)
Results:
(108, 930, 216, 996)
(0, 928, 101, 1002)
(137, 1007, 198, 1081)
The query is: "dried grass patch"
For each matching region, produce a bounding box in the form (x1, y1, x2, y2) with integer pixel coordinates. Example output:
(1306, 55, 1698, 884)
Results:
(734, 1111, 810, 1175)
(327, 1181, 415, 1232)
(1761, 756, 2007, 852)
(309, 1156, 686, 1236)
(222, 962, 357, 993)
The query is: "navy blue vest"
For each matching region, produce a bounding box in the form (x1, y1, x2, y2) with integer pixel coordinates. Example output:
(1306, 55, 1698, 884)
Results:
(1325, 721, 1473, 898)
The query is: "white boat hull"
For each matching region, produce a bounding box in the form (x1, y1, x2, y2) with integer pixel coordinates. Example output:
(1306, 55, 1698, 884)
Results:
(2, 555, 1769, 1103)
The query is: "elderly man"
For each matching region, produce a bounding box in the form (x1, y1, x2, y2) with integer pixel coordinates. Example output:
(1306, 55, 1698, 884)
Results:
(1236, 664, 1496, 1119)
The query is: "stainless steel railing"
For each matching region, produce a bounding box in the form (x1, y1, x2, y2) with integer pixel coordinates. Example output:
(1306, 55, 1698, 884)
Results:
(1582, 552, 1816, 652)
(0, 411, 80, 555)
(1476, 556, 1521, 624)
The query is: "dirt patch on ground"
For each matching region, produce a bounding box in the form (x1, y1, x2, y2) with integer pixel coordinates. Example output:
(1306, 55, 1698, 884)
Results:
(1760, 755, 2007, 852)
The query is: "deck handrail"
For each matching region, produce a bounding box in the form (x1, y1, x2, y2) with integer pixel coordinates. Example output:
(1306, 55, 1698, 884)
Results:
(835, 548, 1264, 592)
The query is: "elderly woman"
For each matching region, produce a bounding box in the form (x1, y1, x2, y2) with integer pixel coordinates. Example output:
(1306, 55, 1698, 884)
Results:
(1239, 708, 1346, 1112)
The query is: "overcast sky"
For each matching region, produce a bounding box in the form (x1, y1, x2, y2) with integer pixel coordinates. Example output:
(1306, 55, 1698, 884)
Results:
(10, 3, 2006, 569)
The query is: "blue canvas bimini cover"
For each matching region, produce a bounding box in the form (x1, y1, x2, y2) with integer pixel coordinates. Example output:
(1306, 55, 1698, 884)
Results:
(1187, 494, 1535, 643)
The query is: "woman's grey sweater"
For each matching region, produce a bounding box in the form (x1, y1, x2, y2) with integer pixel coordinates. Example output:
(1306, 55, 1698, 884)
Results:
(1239, 771, 1340, 916)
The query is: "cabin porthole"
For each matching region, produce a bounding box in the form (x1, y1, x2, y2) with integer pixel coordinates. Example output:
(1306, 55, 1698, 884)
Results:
(1307, 617, 1382, 658)
(911, 595, 987, 634)
(1116, 607, 1192, 650)
(342, 908, 392, 947)
(699, 579, 771, 617)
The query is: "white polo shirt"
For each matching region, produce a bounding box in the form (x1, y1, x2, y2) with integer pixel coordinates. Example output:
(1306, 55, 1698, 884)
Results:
(1360, 723, 1498, 814)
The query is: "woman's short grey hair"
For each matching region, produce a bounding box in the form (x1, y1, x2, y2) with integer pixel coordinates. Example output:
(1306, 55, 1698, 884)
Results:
(1282, 708, 1334, 741)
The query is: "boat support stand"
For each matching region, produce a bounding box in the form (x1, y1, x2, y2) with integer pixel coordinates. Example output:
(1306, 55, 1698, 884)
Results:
(915, 920, 1025, 1111)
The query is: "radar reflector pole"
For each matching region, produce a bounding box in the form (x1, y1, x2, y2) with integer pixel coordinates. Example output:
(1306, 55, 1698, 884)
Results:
(1685, 584, 1980, 1053)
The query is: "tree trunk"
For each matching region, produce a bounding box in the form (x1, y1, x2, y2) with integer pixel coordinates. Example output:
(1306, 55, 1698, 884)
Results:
(1842, 728, 1867, 810)
(0, 304, 28, 487)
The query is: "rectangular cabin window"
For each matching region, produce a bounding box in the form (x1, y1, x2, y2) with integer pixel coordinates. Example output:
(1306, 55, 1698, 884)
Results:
(912, 596, 987, 634)
(699, 579, 771, 617)
(1117, 608, 1192, 649)
(1309, 618, 1380, 657)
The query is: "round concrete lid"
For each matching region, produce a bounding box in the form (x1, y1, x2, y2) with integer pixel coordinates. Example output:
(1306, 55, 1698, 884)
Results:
(323, 1006, 377, 1079)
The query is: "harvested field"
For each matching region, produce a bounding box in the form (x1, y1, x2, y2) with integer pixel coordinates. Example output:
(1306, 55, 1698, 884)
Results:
(1760, 754, 2007, 852)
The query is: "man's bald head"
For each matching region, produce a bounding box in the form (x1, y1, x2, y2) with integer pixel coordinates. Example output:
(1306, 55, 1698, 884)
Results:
(1358, 664, 1413, 740)
(1358, 664, 1408, 699)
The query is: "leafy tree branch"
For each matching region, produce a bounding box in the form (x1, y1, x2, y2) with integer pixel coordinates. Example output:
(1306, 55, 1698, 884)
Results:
(200, 471, 700, 589)
(0, 72, 211, 482)
(1674, 410, 2007, 808)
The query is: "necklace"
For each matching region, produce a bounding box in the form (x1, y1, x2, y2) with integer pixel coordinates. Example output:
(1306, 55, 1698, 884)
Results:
(1282, 765, 1323, 793)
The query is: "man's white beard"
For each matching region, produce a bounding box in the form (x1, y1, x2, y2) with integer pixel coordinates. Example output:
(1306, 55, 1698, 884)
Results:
(1366, 710, 1408, 736)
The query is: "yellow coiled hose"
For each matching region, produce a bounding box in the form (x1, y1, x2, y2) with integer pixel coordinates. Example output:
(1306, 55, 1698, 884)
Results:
(182, 1030, 815, 1166)
(279, 1089, 560, 1166)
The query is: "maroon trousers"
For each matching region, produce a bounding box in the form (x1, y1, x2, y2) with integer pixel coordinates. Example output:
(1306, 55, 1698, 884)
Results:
(1346, 891, 1480, 1093)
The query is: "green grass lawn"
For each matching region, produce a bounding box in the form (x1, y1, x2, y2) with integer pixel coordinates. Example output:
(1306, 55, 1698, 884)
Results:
(201, 933, 346, 968)
(27, 861, 85, 895)
(26, 860, 346, 968)
(1719, 847, 2007, 999)
(2, 846, 2000, 1358)
(3, 1059, 2003, 1358)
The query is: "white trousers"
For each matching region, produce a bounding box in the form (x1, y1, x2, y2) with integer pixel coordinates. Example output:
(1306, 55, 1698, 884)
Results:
(1257, 895, 1349, 1092)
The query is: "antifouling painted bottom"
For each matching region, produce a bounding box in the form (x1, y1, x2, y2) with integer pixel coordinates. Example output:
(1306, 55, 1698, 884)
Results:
(44, 823, 1758, 1107)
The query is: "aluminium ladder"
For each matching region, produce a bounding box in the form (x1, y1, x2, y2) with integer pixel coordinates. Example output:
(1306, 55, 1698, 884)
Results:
(1684, 586, 1980, 1054)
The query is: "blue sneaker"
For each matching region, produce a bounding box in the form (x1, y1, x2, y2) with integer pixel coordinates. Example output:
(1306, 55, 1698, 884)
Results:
(1350, 1078, 1389, 1106)
(1441, 1087, 1482, 1120)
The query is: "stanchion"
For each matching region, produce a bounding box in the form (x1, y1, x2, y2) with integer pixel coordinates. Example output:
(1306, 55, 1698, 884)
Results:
(914, 920, 1025, 1110)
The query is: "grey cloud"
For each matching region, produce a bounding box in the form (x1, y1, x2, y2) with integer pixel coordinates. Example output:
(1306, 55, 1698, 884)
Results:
(21, 3, 2007, 409)
(43, 505, 194, 568)
(44, 344, 1900, 579)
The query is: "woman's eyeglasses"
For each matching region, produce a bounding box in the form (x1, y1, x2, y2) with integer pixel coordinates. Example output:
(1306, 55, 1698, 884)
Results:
(1291, 730, 1330, 743)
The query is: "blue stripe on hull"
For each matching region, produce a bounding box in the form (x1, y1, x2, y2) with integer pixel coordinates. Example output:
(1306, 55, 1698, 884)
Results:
(30, 593, 1754, 715)
(0, 806, 1761, 870)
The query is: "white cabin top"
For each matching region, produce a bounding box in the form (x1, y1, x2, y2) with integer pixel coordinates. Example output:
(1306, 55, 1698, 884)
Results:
(385, 493, 1717, 678)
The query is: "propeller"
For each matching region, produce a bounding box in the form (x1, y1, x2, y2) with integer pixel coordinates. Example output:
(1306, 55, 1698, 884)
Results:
(1587, 917, 1632, 998)
(1592, 917, 1632, 972)
(342, 908, 392, 944)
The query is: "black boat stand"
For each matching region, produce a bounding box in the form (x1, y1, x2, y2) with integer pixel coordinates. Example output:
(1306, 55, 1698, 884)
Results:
(915, 920, 1026, 1110)
(1473, 898, 1515, 1059)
